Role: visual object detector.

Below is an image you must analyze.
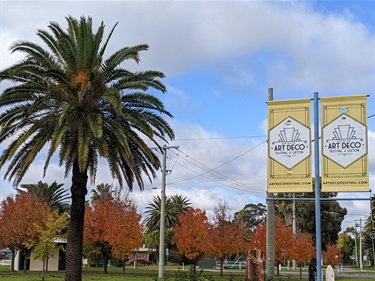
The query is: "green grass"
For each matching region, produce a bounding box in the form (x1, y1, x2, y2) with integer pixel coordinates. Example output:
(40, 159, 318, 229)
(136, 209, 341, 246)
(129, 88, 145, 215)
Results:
(0, 265, 372, 281)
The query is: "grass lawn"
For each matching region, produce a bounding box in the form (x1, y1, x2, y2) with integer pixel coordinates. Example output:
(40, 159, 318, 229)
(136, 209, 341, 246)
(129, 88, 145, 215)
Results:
(0, 265, 372, 281)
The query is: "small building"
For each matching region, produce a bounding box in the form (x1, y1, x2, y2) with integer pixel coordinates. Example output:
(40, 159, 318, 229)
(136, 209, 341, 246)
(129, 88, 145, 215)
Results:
(14, 239, 66, 271)
(15, 242, 151, 271)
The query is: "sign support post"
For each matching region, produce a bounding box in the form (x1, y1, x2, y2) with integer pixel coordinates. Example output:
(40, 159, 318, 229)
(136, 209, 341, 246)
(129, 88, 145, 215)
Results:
(314, 92, 322, 281)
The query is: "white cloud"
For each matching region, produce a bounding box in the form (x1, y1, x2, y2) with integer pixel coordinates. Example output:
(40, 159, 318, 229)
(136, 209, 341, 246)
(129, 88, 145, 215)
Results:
(0, 1, 374, 231)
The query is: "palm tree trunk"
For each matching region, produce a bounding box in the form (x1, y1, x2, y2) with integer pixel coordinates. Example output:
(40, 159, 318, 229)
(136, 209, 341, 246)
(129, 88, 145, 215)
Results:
(65, 161, 88, 281)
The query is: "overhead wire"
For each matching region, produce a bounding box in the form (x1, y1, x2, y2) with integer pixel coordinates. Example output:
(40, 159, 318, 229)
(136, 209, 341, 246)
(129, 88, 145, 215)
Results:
(163, 140, 267, 193)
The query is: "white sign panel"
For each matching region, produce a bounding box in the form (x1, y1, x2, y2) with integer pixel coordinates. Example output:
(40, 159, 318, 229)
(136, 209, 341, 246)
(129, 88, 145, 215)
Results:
(322, 114, 367, 168)
(269, 117, 311, 169)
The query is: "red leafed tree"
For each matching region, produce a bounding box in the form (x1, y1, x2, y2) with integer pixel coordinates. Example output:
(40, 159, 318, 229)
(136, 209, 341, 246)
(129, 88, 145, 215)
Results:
(323, 244, 343, 266)
(106, 195, 143, 274)
(83, 198, 113, 273)
(248, 222, 266, 254)
(174, 208, 209, 271)
(84, 195, 143, 275)
(291, 232, 315, 278)
(206, 201, 248, 277)
(249, 218, 294, 275)
(0, 193, 50, 271)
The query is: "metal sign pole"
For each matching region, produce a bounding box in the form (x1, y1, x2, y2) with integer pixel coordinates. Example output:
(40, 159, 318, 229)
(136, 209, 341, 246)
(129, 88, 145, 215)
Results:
(314, 92, 322, 281)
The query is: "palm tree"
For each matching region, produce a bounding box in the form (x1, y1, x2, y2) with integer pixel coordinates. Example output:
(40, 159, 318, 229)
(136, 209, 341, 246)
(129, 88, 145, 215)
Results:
(0, 16, 174, 281)
(17, 181, 70, 213)
(143, 194, 190, 263)
(144, 194, 191, 231)
(90, 183, 114, 202)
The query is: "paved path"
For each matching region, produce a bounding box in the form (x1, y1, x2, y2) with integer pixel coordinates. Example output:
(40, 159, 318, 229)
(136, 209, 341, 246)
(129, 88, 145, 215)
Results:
(280, 267, 375, 280)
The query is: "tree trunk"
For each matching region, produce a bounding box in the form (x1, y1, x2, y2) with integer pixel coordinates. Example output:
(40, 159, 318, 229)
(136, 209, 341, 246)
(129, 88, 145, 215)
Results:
(22, 249, 28, 273)
(103, 253, 108, 273)
(42, 258, 46, 281)
(220, 259, 224, 277)
(122, 262, 126, 275)
(46, 252, 49, 272)
(65, 161, 88, 281)
(10, 248, 15, 271)
(300, 264, 302, 279)
(276, 262, 280, 275)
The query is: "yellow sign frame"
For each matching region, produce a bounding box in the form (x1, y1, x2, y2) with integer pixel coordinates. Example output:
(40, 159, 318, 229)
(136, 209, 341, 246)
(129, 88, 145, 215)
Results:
(267, 99, 312, 193)
(321, 95, 368, 192)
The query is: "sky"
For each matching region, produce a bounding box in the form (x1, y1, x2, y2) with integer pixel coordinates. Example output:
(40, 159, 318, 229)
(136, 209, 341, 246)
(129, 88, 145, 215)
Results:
(0, 0, 374, 232)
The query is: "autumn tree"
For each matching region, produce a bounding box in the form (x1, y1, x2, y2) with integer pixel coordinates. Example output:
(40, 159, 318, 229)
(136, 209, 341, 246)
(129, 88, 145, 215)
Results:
(206, 201, 247, 277)
(323, 244, 343, 266)
(25, 210, 69, 280)
(84, 195, 142, 274)
(174, 208, 209, 271)
(84, 198, 113, 273)
(106, 196, 143, 275)
(290, 233, 315, 278)
(0, 193, 50, 271)
(249, 218, 294, 275)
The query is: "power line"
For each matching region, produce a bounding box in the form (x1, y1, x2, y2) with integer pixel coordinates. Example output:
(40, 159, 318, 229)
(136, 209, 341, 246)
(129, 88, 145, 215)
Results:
(162, 141, 267, 194)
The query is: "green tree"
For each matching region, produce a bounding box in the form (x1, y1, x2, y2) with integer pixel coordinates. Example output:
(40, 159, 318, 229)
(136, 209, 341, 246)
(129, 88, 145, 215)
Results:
(90, 183, 114, 202)
(17, 181, 70, 213)
(143, 194, 191, 262)
(337, 231, 354, 264)
(25, 210, 69, 281)
(144, 195, 191, 232)
(233, 203, 266, 233)
(279, 192, 347, 250)
(0, 16, 174, 281)
(362, 216, 374, 266)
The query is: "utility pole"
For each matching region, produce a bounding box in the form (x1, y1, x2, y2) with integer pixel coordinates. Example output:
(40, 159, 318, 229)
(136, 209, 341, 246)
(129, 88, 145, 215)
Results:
(292, 193, 296, 270)
(266, 88, 275, 280)
(354, 225, 358, 267)
(158, 145, 178, 279)
(359, 219, 363, 271)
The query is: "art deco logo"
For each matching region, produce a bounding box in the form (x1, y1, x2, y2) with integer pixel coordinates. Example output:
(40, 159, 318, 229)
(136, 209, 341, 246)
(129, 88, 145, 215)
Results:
(269, 117, 311, 169)
(323, 114, 367, 168)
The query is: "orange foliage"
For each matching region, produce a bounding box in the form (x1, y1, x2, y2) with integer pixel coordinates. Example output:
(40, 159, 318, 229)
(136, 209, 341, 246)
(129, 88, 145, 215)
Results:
(83, 196, 143, 266)
(84, 199, 111, 253)
(249, 218, 294, 264)
(205, 205, 248, 277)
(0, 193, 51, 270)
(291, 232, 315, 265)
(174, 208, 209, 263)
(323, 244, 343, 266)
(106, 198, 143, 263)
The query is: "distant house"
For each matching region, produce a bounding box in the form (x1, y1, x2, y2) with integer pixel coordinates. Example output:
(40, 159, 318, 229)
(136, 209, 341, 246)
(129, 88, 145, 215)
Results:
(0, 248, 12, 266)
(14, 239, 66, 271)
(15, 243, 151, 271)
